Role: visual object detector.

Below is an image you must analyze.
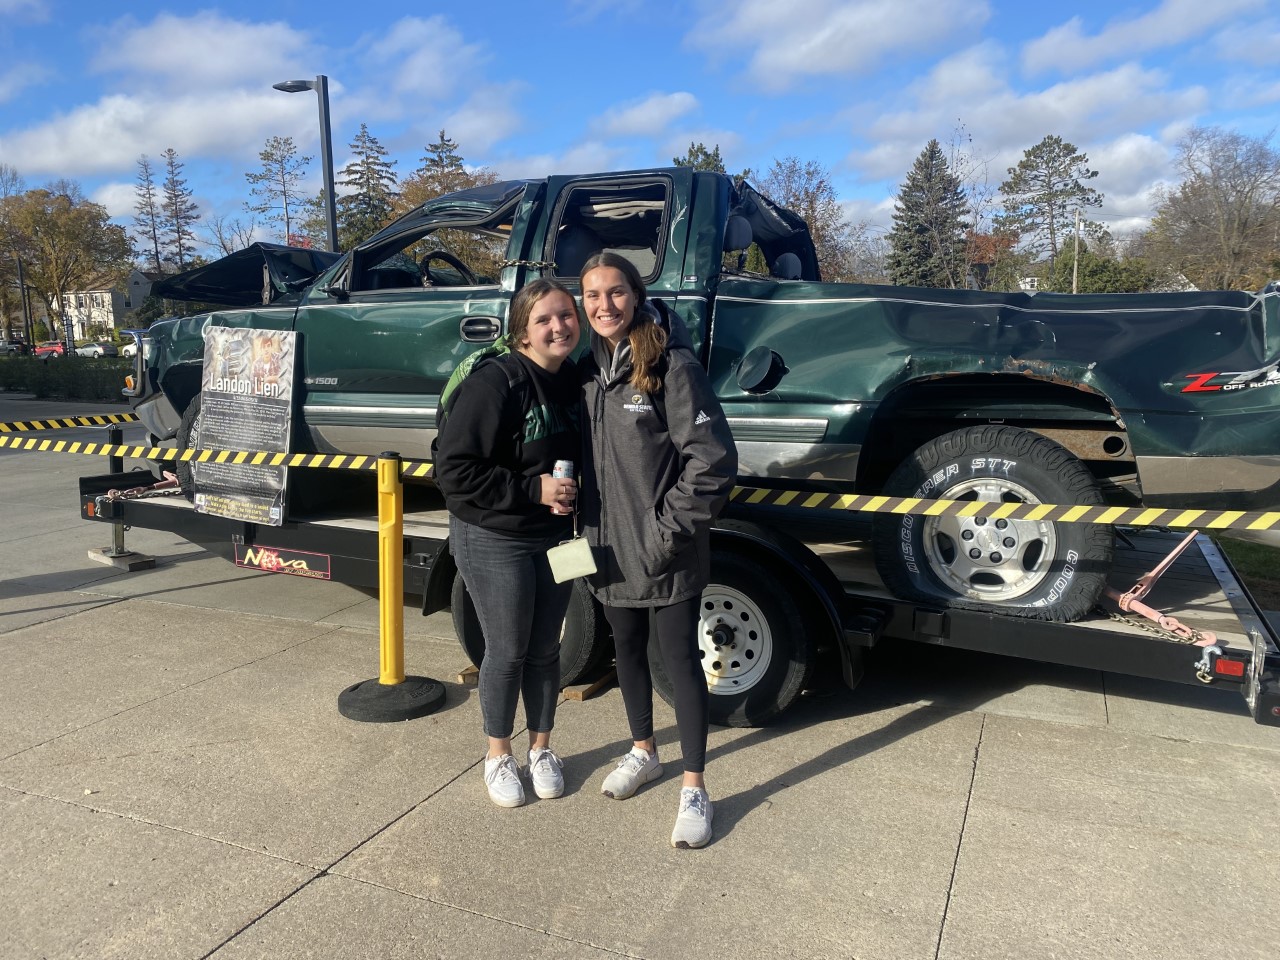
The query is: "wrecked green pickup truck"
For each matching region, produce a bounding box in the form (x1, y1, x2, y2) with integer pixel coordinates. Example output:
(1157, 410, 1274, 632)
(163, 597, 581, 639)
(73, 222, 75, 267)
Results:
(128, 166, 1280, 625)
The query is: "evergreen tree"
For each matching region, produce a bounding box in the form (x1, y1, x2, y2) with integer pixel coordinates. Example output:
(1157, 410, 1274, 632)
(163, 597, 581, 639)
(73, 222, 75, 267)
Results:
(132, 155, 164, 272)
(335, 124, 398, 249)
(998, 135, 1102, 275)
(887, 140, 970, 288)
(673, 141, 753, 181)
(161, 148, 199, 268)
(245, 136, 312, 242)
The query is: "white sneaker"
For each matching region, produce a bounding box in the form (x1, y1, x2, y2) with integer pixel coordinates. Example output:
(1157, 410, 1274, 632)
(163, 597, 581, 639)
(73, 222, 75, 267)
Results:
(600, 746, 662, 800)
(670, 787, 713, 849)
(483, 754, 525, 808)
(527, 746, 565, 799)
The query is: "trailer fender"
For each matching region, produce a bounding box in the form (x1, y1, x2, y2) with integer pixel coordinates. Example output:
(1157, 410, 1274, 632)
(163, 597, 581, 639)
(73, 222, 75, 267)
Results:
(418, 540, 455, 616)
(711, 520, 855, 686)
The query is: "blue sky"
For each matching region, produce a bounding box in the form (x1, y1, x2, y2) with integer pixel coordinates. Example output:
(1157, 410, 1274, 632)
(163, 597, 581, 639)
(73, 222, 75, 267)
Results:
(1, 0, 1277, 251)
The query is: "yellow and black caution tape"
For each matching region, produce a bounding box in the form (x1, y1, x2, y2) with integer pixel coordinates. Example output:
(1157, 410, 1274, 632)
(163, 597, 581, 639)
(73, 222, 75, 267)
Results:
(0, 434, 434, 478)
(727, 486, 1280, 532)
(4, 413, 1278, 532)
(0, 412, 140, 433)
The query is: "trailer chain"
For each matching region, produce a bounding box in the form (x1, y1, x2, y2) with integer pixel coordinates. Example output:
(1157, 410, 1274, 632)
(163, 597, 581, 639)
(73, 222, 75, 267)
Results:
(1093, 605, 1217, 653)
(499, 259, 558, 271)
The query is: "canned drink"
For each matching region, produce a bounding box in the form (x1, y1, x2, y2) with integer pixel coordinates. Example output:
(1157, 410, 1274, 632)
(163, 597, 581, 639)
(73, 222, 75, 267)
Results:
(553, 460, 573, 479)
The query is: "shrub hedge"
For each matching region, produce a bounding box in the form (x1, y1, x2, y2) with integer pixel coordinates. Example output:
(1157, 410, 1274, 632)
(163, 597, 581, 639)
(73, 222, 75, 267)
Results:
(0, 356, 132, 402)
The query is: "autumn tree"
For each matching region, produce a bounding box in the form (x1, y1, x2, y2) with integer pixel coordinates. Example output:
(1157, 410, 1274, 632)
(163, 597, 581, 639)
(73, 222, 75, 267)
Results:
(758, 156, 854, 281)
(0, 183, 133, 340)
(998, 135, 1102, 275)
(245, 135, 312, 242)
(397, 131, 500, 275)
(1146, 126, 1280, 290)
(335, 124, 398, 249)
(161, 148, 200, 268)
(887, 140, 970, 288)
(0, 164, 26, 339)
(132, 156, 164, 272)
(398, 130, 497, 211)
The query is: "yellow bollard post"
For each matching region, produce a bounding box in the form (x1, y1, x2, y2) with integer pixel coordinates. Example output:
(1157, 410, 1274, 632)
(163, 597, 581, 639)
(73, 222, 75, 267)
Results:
(336, 451, 445, 722)
(378, 452, 405, 685)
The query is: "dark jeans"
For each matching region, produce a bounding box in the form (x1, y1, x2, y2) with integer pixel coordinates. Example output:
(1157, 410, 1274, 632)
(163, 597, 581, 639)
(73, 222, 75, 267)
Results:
(604, 598, 708, 773)
(450, 516, 572, 740)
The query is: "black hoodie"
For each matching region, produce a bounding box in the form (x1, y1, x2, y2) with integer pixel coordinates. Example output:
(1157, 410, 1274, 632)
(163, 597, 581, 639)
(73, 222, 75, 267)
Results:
(434, 352, 579, 536)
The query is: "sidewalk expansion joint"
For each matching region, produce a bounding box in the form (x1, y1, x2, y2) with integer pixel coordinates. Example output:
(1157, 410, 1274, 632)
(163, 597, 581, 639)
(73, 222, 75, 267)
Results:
(934, 712, 985, 960)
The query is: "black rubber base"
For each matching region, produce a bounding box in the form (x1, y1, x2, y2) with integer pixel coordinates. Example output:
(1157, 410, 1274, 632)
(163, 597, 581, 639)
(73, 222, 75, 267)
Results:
(337, 675, 446, 722)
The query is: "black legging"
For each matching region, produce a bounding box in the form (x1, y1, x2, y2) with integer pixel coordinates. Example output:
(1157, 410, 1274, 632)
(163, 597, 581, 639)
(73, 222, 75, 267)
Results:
(603, 597, 708, 773)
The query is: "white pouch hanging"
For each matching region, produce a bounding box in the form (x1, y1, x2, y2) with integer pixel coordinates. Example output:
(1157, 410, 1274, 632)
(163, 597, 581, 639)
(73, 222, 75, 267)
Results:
(547, 535, 596, 583)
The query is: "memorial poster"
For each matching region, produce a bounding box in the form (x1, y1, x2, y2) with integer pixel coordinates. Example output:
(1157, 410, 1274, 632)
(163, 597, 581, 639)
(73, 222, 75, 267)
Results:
(191, 326, 295, 525)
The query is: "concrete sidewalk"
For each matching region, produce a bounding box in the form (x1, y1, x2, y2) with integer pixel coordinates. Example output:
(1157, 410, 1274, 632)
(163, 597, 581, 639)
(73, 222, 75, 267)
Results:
(3, 393, 1280, 960)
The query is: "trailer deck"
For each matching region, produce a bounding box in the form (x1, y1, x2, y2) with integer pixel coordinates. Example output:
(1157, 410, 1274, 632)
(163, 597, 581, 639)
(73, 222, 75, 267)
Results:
(79, 471, 1280, 726)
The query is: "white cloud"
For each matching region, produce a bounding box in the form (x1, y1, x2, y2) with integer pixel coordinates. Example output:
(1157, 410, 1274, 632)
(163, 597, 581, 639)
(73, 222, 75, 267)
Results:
(365, 16, 487, 101)
(89, 12, 316, 89)
(1021, 0, 1266, 75)
(1211, 18, 1280, 67)
(90, 180, 138, 220)
(5, 89, 318, 179)
(0, 60, 48, 103)
(498, 141, 629, 181)
(849, 53, 1206, 183)
(592, 92, 699, 138)
(687, 0, 990, 90)
(0, 0, 45, 17)
(441, 84, 525, 155)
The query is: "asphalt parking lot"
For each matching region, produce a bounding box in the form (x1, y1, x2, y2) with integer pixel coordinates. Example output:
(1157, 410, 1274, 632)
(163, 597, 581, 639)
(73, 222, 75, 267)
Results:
(2, 392, 1279, 960)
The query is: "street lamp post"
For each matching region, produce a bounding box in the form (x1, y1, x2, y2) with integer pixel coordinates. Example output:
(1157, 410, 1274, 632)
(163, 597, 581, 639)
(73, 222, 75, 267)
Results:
(273, 75, 339, 253)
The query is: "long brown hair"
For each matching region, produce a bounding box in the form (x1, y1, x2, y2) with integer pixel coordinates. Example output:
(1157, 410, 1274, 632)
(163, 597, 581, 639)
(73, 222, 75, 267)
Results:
(579, 252, 667, 394)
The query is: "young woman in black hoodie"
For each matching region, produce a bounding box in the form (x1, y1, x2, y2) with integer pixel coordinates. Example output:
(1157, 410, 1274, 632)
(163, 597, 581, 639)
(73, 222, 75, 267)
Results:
(578, 252, 737, 848)
(434, 279, 581, 808)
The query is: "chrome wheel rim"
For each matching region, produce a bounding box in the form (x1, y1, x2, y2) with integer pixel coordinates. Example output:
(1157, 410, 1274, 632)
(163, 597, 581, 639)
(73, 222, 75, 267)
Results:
(921, 477, 1057, 602)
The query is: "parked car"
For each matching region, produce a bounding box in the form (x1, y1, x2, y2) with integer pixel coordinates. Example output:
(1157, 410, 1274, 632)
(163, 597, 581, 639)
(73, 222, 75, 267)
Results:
(0, 339, 27, 356)
(75, 341, 119, 358)
(119, 329, 151, 358)
(34, 341, 66, 359)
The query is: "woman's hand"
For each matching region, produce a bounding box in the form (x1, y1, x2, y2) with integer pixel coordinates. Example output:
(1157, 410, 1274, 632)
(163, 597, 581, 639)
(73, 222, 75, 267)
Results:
(540, 474, 577, 515)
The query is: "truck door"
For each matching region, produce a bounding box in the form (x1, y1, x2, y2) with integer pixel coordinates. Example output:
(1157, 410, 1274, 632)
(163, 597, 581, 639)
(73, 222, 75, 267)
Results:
(535, 169, 697, 348)
(290, 182, 542, 460)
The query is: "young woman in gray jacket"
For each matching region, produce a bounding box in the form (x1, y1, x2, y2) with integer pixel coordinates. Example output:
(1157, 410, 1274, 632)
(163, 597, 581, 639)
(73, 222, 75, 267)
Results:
(578, 252, 737, 849)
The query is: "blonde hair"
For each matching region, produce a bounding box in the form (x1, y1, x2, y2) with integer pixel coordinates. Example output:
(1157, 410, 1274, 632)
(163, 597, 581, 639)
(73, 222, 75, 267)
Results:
(580, 252, 666, 394)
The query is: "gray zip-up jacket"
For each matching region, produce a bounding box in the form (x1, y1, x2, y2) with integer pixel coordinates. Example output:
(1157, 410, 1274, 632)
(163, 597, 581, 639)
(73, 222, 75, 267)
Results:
(579, 302, 737, 607)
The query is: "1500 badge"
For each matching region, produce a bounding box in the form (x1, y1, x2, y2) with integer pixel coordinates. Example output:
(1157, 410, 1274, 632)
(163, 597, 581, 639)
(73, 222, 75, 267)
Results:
(304, 376, 339, 386)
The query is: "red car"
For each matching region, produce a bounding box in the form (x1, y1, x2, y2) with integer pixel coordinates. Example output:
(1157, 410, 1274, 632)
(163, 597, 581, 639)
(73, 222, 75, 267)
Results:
(34, 341, 66, 359)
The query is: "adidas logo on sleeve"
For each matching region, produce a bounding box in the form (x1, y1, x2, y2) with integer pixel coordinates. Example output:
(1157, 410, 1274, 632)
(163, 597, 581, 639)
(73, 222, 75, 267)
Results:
(694, 410, 710, 425)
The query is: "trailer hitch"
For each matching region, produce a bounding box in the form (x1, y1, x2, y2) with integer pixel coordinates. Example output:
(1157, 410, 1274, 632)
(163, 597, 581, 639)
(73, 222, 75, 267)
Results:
(1103, 529, 1218, 647)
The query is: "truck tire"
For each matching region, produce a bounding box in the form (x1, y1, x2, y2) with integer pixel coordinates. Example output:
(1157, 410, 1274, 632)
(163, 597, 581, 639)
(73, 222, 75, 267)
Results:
(175, 395, 202, 500)
(651, 551, 812, 728)
(451, 574, 610, 687)
(872, 425, 1113, 622)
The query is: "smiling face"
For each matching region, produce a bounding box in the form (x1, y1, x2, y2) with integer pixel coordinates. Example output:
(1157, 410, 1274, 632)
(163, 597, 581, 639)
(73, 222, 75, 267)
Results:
(517, 289, 581, 371)
(581, 265, 638, 349)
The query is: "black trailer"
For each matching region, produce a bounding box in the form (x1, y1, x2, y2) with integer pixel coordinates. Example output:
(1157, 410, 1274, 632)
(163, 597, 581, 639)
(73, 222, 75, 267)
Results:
(79, 470, 1280, 729)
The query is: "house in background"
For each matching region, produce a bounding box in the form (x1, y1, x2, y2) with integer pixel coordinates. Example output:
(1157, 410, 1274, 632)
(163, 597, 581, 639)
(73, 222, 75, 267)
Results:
(125, 268, 165, 310)
(59, 277, 127, 340)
